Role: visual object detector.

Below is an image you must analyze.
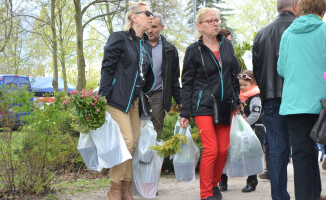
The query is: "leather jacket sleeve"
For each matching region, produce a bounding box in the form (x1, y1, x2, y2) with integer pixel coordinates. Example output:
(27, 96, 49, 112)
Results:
(171, 46, 181, 105)
(252, 34, 261, 87)
(99, 32, 125, 101)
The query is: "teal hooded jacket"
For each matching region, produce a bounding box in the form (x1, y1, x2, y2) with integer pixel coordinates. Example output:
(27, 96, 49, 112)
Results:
(278, 14, 326, 115)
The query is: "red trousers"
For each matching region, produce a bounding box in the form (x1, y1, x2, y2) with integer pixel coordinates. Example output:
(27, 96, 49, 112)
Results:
(194, 115, 233, 199)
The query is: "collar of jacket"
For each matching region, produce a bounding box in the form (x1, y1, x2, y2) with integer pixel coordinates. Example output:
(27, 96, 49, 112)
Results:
(161, 35, 174, 50)
(127, 27, 149, 41)
(279, 10, 296, 18)
(198, 34, 224, 46)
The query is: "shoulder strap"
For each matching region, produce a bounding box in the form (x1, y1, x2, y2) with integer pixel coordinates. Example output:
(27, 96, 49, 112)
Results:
(198, 44, 216, 100)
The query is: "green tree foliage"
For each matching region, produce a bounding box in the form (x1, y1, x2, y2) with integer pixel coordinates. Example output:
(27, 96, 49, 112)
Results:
(186, 0, 231, 26)
(149, 0, 192, 52)
(0, 0, 13, 53)
(225, 0, 277, 42)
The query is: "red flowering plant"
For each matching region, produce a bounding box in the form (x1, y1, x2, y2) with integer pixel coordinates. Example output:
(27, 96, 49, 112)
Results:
(62, 87, 107, 133)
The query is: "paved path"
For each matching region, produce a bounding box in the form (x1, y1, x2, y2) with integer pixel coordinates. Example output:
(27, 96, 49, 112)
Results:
(60, 162, 326, 200)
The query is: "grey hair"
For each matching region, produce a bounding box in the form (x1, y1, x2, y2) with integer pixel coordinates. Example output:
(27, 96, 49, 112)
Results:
(277, 0, 299, 11)
(153, 13, 164, 26)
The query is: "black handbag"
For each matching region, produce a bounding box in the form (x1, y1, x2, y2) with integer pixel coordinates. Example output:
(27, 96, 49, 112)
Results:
(310, 99, 326, 144)
(198, 45, 232, 125)
(139, 91, 151, 120)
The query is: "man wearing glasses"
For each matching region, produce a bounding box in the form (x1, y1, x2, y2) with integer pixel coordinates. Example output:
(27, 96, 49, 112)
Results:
(146, 13, 181, 136)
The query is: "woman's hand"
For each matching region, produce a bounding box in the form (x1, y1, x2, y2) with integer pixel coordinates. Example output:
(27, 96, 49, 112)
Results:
(180, 117, 190, 129)
(235, 104, 241, 115)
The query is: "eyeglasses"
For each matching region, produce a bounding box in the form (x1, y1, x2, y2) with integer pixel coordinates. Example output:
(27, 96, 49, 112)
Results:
(200, 18, 221, 25)
(135, 10, 153, 17)
(237, 74, 253, 80)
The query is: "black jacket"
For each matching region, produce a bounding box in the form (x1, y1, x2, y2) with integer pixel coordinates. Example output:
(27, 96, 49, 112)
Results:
(160, 36, 181, 112)
(180, 35, 241, 119)
(252, 11, 296, 102)
(99, 28, 155, 113)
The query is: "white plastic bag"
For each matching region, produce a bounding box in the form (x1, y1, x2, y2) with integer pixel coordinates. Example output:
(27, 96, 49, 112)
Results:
(78, 112, 132, 172)
(77, 133, 100, 171)
(131, 120, 163, 198)
(241, 50, 253, 70)
(224, 114, 264, 177)
(173, 127, 200, 183)
(137, 120, 157, 163)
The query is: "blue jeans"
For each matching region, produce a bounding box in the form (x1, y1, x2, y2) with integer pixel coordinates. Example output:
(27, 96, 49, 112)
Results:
(263, 98, 290, 200)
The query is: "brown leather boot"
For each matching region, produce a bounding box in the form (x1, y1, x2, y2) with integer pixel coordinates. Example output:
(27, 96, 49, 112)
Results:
(121, 180, 134, 200)
(107, 181, 122, 200)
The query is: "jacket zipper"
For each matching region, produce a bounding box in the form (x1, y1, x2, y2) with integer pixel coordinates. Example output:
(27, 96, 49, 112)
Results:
(197, 90, 202, 110)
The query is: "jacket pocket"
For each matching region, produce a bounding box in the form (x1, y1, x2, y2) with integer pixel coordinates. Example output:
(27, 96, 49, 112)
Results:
(196, 90, 202, 110)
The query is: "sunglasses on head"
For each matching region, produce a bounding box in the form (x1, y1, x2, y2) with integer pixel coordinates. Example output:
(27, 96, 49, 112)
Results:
(237, 74, 252, 80)
(135, 10, 153, 17)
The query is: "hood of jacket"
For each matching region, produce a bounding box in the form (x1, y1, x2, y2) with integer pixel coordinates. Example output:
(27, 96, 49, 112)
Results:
(288, 14, 324, 34)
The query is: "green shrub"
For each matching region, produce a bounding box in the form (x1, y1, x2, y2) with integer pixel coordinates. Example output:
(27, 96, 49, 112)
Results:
(233, 41, 253, 72)
(0, 90, 84, 198)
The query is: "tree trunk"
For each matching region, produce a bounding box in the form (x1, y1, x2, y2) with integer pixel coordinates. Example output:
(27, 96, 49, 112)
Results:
(74, 0, 86, 91)
(58, 3, 68, 95)
(51, 0, 59, 93)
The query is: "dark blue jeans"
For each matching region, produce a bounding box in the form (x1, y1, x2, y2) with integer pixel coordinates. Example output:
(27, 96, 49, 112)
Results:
(285, 114, 321, 200)
(263, 98, 290, 200)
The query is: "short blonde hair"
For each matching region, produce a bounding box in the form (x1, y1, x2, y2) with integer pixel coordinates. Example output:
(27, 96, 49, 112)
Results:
(124, 1, 149, 31)
(298, 0, 326, 16)
(196, 7, 221, 40)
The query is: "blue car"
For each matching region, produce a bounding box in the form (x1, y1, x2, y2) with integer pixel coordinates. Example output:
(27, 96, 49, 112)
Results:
(0, 75, 32, 130)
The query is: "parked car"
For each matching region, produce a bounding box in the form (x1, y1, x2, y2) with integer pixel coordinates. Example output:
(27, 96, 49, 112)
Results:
(0, 75, 32, 130)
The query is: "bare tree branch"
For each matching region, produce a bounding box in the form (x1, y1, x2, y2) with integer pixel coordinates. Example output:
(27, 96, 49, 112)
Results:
(15, 14, 50, 25)
(82, 9, 123, 30)
(81, 0, 116, 15)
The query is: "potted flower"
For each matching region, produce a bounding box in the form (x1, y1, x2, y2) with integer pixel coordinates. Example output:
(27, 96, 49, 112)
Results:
(62, 87, 107, 133)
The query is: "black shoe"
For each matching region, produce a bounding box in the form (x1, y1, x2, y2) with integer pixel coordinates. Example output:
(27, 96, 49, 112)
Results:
(258, 171, 270, 180)
(242, 179, 258, 193)
(218, 182, 227, 192)
(218, 174, 228, 191)
(212, 187, 223, 200)
(201, 195, 219, 200)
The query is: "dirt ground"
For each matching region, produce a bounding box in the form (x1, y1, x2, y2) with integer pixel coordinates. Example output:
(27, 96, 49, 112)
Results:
(59, 161, 326, 200)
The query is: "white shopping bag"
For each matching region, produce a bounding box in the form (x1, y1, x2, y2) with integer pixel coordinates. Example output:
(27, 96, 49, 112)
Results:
(78, 112, 132, 172)
(224, 114, 264, 177)
(77, 133, 100, 171)
(173, 126, 200, 184)
(131, 120, 163, 198)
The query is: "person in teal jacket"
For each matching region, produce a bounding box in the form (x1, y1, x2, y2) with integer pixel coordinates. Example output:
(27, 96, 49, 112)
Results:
(277, 0, 326, 199)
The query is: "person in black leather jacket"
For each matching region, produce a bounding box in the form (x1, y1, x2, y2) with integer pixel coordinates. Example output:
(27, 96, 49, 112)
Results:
(180, 7, 240, 200)
(252, 1, 301, 199)
(99, 1, 154, 200)
(146, 13, 181, 135)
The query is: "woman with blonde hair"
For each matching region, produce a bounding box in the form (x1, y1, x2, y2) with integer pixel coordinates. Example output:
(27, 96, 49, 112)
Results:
(180, 7, 240, 200)
(278, 0, 326, 199)
(99, 1, 154, 200)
